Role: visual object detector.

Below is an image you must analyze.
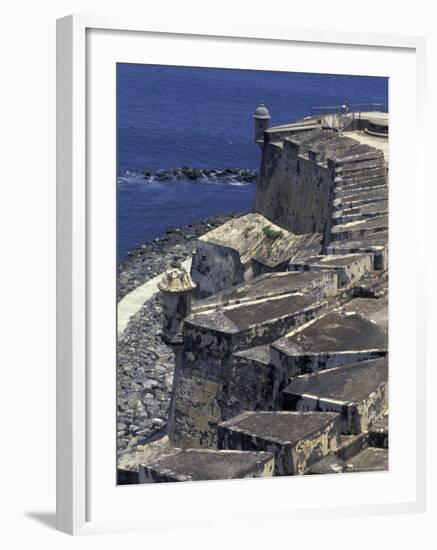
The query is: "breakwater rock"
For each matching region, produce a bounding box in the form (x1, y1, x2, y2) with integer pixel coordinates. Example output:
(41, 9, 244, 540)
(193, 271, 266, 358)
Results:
(117, 213, 240, 452)
(141, 167, 257, 183)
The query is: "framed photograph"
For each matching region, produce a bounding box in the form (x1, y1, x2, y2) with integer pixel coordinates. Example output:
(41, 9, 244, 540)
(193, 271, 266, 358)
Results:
(56, 15, 427, 535)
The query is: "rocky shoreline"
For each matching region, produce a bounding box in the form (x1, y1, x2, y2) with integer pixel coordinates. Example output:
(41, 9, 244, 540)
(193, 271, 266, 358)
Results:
(117, 213, 240, 453)
(139, 167, 257, 183)
(117, 213, 240, 300)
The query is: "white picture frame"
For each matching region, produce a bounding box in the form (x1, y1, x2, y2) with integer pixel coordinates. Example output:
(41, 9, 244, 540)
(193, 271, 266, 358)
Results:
(56, 14, 427, 535)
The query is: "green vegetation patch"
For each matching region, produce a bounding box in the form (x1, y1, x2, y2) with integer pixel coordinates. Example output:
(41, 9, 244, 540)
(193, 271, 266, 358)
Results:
(262, 225, 283, 240)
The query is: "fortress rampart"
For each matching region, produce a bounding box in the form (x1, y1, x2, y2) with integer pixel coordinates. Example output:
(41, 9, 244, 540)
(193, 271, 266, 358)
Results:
(118, 102, 389, 483)
(254, 136, 335, 238)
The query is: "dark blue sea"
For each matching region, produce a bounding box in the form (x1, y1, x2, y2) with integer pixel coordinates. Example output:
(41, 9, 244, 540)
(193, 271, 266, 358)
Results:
(117, 64, 388, 261)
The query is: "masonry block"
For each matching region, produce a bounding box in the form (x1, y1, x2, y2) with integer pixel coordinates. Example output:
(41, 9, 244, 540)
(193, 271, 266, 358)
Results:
(289, 253, 373, 288)
(270, 311, 387, 377)
(139, 448, 274, 483)
(282, 357, 388, 434)
(218, 411, 341, 476)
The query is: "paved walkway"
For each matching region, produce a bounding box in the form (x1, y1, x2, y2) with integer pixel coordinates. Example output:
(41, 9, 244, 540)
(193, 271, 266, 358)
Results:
(117, 258, 192, 338)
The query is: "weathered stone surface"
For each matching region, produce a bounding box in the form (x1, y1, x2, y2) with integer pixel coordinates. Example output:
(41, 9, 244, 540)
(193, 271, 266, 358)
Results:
(333, 187, 388, 209)
(282, 357, 388, 434)
(330, 144, 384, 165)
(308, 136, 359, 162)
(117, 436, 174, 484)
(326, 233, 388, 270)
(333, 200, 388, 224)
(191, 213, 322, 297)
(330, 215, 388, 242)
(194, 271, 337, 314)
(253, 137, 335, 237)
(170, 275, 329, 448)
(369, 415, 389, 448)
(139, 448, 274, 483)
(158, 261, 196, 345)
(335, 433, 369, 461)
(218, 411, 341, 476)
(229, 345, 284, 414)
(335, 181, 387, 199)
(186, 275, 330, 356)
(349, 270, 388, 299)
(289, 253, 373, 288)
(341, 296, 388, 330)
(306, 454, 345, 475)
(337, 164, 387, 184)
(344, 447, 388, 473)
(117, 108, 390, 480)
(270, 311, 387, 376)
(334, 157, 386, 176)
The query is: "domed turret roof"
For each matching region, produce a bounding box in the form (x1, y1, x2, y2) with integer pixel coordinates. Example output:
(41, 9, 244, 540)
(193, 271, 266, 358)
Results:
(254, 101, 271, 119)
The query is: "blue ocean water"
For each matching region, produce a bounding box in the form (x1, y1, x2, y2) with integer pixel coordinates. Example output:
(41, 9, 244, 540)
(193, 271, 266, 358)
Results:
(117, 64, 388, 260)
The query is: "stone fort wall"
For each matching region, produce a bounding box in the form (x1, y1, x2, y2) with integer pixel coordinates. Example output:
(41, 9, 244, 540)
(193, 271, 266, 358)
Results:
(253, 138, 335, 241)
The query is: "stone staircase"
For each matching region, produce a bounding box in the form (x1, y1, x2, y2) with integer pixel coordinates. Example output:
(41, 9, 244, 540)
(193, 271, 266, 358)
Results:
(339, 114, 354, 133)
(327, 142, 389, 270)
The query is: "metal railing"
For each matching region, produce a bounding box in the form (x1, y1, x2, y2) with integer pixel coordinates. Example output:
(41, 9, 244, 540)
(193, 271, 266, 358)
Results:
(311, 102, 388, 116)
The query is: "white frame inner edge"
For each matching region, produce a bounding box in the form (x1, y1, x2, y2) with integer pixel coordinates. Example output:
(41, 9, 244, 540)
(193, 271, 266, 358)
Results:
(56, 14, 427, 535)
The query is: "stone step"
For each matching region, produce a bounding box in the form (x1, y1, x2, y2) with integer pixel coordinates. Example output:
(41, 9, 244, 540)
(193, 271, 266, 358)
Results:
(306, 432, 376, 475)
(332, 201, 388, 224)
(334, 188, 387, 205)
(139, 448, 275, 483)
(335, 184, 387, 200)
(270, 311, 387, 376)
(308, 137, 362, 162)
(288, 253, 373, 288)
(117, 436, 175, 484)
(333, 211, 386, 225)
(351, 271, 388, 299)
(194, 271, 337, 313)
(330, 215, 388, 241)
(338, 200, 389, 218)
(282, 357, 388, 434)
(335, 176, 387, 193)
(335, 157, 386, 176)
(330, 145, 384, 166)
(334, 182, 387, 201)
(333, 188, 388, 210)
(187, 272, 340, 357)
(335, 433, 369, 461)
(341, 296, 388, 330)
(306, 454, 345, 475)
(344, 447, 388, 473)
(189, 271, 340, 354)
(186, 291, 329, 356)
(172, 273, 336, 450)
(326, 233, 388, 270)
(336, 165, 387, 182)
(218, 411, 341, 476)
(369, 415, 389, 448)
